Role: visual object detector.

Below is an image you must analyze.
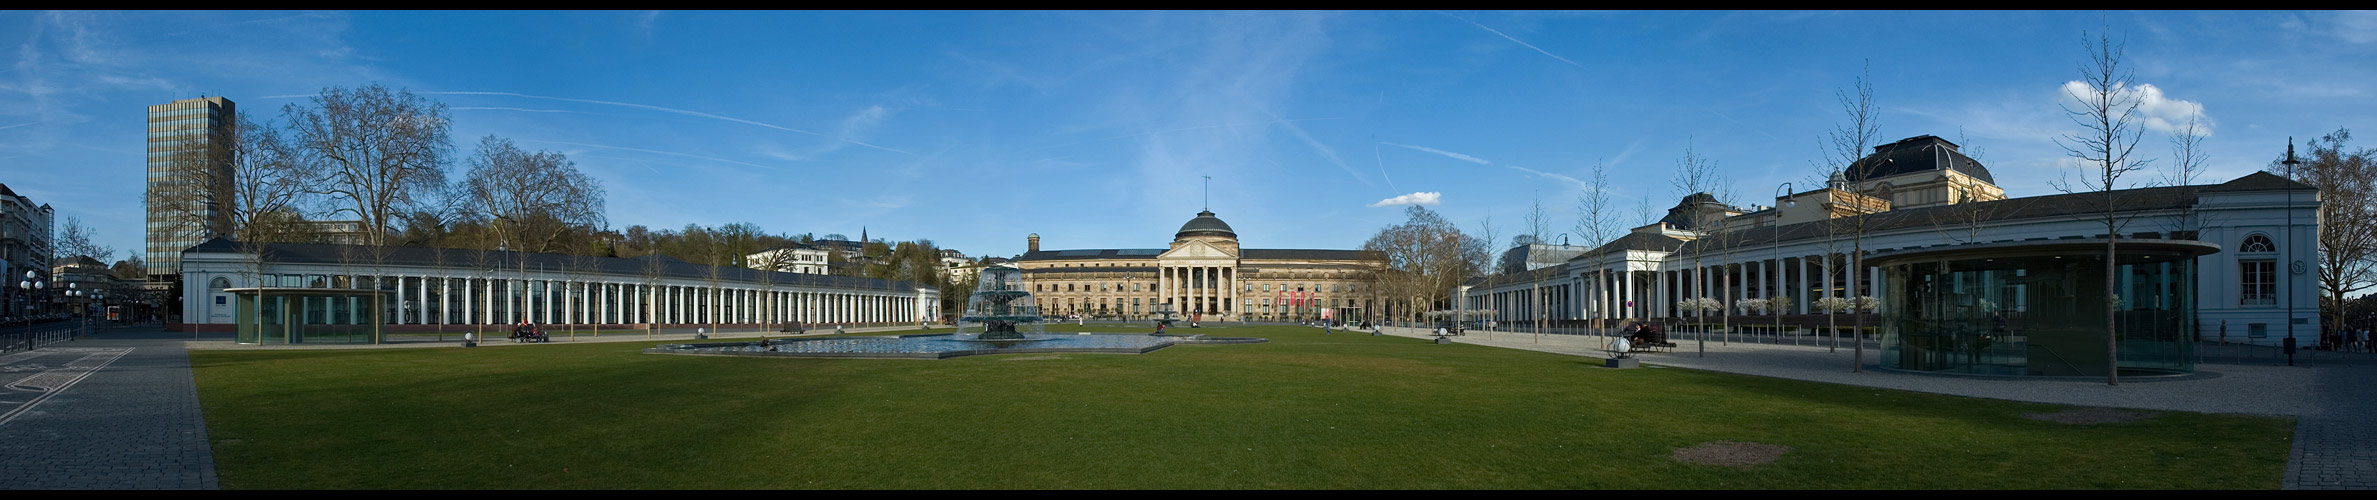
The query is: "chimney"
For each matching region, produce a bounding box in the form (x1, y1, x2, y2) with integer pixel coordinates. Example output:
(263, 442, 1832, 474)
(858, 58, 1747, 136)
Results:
(1028, 233, 1040, 253)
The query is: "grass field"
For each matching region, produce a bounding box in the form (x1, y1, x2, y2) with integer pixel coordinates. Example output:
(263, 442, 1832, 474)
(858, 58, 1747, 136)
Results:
(189, 324, 2292, 489)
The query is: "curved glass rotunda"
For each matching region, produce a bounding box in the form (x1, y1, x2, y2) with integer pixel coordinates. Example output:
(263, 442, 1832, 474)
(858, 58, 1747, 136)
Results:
(1867, 239, 2220, 377)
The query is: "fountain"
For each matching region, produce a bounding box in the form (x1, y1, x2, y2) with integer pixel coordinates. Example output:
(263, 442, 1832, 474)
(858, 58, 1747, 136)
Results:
(955, 267, 1045, 341)
(642, 266, 1267, 359)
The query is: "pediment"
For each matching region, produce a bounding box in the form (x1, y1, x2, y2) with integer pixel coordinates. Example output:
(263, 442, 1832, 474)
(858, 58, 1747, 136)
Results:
(1161, 240, 1238, 261)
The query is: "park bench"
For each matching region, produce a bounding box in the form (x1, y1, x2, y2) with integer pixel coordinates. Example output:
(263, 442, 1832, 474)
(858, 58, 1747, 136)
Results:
(1627, 325, 1677, 353)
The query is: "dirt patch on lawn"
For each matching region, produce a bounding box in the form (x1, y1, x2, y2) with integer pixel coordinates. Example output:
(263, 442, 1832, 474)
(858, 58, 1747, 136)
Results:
(1671, 441, 1792, 467)
(2024, 407, 2159, 425)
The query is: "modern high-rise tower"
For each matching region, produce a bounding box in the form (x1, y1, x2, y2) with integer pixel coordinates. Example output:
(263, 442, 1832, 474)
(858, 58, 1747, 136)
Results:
(144, 96, 236, 283)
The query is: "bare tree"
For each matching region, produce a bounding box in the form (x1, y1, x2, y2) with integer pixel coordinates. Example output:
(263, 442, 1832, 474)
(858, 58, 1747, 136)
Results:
(640, 254, 669, 338)
(2051, 28, 2153, 386)
(457, 136, 606, 254)
(1474, 210, 1500, 332)
(748, 237, 798, 333)
(567, 249, 604, 341)
(2161, 116, 2214, 239)
(55, 216, 113, 263)
(286, 84, 453, 248)
(1669, 139, 1731, 357)
(1522, 192, 1554, 337)
(2272, 129, 2377, 348)
(1363, 206, 1485, 327)
(1813, 61, 1890, 369)
(1573, 160, 1620, 339)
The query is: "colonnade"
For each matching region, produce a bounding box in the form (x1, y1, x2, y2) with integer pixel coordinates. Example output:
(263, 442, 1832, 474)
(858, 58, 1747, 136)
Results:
(1157, 264, 1234, 317)
(1474, 252, 1885, 322)
(306, 273, 930, 326)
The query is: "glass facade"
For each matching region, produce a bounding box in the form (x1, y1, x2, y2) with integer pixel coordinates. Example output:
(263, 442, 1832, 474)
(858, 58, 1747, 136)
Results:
(1873, 241, 2214, 377)
(234, 289, 385, 345)
(145, 97, 236, 279)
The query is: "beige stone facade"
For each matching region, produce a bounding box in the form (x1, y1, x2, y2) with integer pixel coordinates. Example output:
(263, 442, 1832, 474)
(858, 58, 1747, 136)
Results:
(1015, 210, 1385, 323)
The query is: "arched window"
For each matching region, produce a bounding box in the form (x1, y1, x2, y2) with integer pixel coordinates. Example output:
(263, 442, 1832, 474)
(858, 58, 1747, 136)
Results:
(209, 276, 232, 292)
(2240, 234, 2276, 253)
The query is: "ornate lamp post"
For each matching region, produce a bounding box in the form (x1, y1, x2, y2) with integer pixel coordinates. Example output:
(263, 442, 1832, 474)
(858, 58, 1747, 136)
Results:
(65, 283, 82, 340)
(20, 270, 46, 349)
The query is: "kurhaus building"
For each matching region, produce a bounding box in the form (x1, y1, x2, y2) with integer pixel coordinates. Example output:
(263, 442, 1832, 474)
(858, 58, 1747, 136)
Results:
(1015, 210, 1386, 323)
(1464, 136, 2317, 375)
(177, 237, 938, 340)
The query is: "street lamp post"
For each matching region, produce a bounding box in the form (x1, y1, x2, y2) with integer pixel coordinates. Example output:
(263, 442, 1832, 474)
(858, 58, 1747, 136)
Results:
(65, 283, 82, 341)
(2284, 140, 2300, 365)
(20, 270, 46, 350)
(1774, 182, 1795, 346)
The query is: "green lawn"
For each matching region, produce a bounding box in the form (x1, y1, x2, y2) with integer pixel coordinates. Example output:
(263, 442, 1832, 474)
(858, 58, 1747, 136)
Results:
(190, 324, 2291, 489)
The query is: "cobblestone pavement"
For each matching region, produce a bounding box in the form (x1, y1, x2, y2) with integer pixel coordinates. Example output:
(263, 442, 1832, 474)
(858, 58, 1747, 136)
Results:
(0, 326, 216, 490)
(2289, 359, 2377, 489)
(1372, 326, 2372, 490)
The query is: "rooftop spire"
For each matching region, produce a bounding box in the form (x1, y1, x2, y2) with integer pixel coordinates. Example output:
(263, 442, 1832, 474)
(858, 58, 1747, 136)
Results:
(1198, 176, 1217, 210)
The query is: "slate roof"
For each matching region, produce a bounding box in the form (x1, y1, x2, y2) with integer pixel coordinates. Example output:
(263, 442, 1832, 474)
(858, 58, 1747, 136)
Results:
(1570, 232, 1689, 260)
(1668, 182, 2209, 255)
(2198, 171, 2311, 193)
(1016, 249, 1167, 261)
(1175, 210, 1237, 238)
(183, 237, 927, 292)
(1843, 135, 1996, 185)
(1021, 266, 1159, 274)
(1241, 249, 1380, 261)
(1014, 247, 1379, 262)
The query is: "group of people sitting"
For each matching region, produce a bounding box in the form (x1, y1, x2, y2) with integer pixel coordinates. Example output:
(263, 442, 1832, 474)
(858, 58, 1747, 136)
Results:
(1619, 321, 1675, 352)
(508, 320, 549, 343)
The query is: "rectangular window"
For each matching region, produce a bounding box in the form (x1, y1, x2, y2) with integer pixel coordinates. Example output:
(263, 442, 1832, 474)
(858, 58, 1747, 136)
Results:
(2241, 260, 2276, 307)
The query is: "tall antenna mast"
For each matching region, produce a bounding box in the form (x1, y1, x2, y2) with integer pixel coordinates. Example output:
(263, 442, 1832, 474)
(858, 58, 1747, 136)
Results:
(1198, 176, 1217, 210)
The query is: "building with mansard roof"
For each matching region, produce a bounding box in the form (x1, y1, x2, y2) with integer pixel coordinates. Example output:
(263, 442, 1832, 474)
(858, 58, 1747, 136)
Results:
(1462, 139, 2316, 378)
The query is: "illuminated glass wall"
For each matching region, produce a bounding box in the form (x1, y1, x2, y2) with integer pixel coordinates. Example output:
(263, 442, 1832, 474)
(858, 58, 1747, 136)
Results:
(1878, 244, 2200, 377)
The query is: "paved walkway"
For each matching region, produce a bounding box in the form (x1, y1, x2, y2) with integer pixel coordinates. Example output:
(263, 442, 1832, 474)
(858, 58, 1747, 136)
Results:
(0, 326, 216, 490)
(5, 323, 2367, 489)
(1373, 326, 2376, 490)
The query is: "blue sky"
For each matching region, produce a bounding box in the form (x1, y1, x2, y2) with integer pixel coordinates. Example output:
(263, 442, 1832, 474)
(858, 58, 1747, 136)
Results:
(5, 11, 2375, 262)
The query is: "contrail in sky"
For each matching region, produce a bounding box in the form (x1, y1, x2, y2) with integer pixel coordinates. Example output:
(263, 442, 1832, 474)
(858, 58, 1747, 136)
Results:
(278, 91, 912, 155)
(1442, 13, 1589, 71)
(523, 139, 777, 171)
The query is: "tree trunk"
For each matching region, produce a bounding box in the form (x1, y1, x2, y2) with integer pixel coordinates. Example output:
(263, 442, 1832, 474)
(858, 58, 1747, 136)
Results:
(2107, 226, 2120, 386)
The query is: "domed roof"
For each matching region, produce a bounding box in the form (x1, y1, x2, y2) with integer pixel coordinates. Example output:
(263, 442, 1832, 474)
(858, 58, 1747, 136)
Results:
(1660, 192, 1731, 230)
(1843, 135, 1997, 185)
(1175, 210, 1237, 239)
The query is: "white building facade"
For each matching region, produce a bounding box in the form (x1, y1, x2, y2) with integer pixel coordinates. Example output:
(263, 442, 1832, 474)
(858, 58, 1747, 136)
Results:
(180, 238, 937, 332)
(1465, 171, 2318, 348)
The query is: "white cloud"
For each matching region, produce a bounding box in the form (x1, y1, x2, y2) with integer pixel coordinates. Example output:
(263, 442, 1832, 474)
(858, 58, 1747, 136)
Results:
(1369, 191, 1442, 207)
(2058, 81, 2210, 135)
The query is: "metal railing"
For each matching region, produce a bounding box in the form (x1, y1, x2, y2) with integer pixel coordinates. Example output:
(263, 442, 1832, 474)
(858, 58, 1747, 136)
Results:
(1, 320, 91, 353)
